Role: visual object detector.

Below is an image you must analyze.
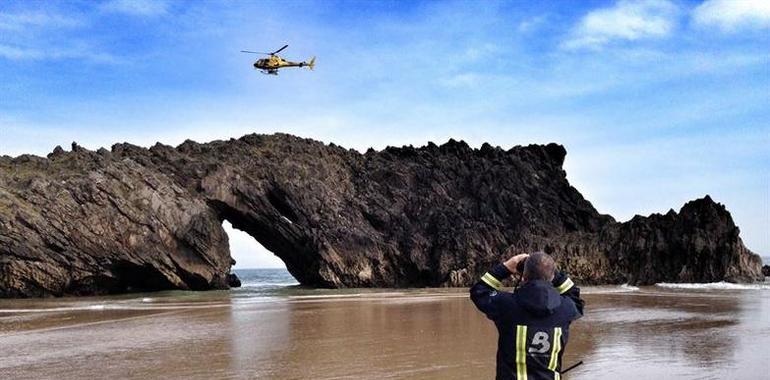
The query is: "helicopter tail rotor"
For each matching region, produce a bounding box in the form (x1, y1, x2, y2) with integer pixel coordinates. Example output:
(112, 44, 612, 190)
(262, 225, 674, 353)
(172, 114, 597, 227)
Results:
(306, 56, 316, 70)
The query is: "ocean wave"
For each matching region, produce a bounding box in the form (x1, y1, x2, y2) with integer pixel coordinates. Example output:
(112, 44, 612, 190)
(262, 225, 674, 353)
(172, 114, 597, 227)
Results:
(656, 282, 770, 290)
(582, 284, 640, 294)
(288, 293, 365, 300)
(0, 299, 277, 313)
(239, 282, 300, 288)
(0, 304, 126, 313)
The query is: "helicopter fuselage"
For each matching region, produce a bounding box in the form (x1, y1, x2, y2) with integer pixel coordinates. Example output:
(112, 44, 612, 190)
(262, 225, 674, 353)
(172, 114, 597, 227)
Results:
(242, 45, 314, 75)
(253, 55, 307, 74)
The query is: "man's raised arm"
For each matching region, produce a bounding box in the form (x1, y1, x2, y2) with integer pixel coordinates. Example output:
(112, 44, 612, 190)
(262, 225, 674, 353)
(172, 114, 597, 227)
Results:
(552, 270, 584, 317)
(469, 254, 528, 321)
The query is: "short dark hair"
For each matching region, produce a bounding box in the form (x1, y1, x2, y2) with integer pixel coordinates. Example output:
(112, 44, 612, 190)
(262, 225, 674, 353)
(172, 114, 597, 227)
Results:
(524, 251, 555, 282)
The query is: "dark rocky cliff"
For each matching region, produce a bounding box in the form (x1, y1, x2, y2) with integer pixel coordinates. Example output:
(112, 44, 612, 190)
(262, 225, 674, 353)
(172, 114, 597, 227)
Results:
(0, 134, 763, 297)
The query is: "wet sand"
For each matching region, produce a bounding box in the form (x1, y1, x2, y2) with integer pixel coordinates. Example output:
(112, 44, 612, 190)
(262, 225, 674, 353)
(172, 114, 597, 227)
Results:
(1, 285, 768, 379)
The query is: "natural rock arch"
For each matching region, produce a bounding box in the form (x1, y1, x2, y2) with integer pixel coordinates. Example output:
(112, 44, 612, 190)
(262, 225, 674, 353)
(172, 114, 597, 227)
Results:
(0, 133, 763, 297)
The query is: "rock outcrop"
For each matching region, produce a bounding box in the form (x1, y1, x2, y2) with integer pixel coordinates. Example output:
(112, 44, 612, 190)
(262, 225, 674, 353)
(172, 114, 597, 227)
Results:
(0, 134, 764, 297)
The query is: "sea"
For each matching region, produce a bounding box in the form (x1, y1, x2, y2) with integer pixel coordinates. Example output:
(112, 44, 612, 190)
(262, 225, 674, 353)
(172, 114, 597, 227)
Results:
(0, 266, 768, 379)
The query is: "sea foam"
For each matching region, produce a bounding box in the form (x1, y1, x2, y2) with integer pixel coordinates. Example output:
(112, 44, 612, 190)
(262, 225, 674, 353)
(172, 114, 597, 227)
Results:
(575, 284, 640, 295)
(656, 281, 770, 290)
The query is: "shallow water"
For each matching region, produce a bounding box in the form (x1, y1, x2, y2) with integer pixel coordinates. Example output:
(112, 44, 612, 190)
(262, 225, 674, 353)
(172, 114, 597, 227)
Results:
(0, 270, 768, 379)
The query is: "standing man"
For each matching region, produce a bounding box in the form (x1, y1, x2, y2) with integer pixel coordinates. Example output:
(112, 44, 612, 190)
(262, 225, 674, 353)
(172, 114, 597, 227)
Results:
(470, 251, 584, 380)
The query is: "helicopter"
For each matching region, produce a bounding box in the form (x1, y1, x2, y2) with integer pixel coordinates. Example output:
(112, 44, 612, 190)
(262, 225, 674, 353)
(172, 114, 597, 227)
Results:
(240, 45, 315, 75)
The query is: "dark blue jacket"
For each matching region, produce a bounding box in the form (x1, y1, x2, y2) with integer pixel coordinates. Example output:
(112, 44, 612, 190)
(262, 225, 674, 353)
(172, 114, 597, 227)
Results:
(470, 263, 584, 380)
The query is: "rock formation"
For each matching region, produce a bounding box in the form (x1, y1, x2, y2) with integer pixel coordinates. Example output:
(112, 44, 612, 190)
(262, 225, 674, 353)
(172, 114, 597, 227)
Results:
(0, 134, 764, 297)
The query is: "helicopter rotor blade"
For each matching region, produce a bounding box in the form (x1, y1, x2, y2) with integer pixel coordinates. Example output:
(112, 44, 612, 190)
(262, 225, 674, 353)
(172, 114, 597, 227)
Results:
(271, 44, 288, 55)
(240, 50, 271, 54)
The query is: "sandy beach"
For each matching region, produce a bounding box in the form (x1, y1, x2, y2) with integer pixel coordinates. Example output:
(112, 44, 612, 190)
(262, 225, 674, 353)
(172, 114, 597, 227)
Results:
(2, 278, 769, 380)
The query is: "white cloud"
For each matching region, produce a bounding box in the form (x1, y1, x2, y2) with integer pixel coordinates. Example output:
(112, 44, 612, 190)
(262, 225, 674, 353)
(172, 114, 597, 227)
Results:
(563, 0, 679, 50)
(462, 43, 498, 61)
(0, 44, 44, 60)
(101, 0, 170, 17)
(438, 72, 483, 88)
(0, 11, 81, 30)
(693, 0, 770, 31)
(0, 9, 118, 63)
(517, 15, 547, 33)
(225, 221, 286, 269)
(0, 42, 118, 63)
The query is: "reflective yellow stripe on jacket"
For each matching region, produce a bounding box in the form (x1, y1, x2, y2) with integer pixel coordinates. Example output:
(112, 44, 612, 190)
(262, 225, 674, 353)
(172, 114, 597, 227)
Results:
(481, 272, 502, 290)
(516, 325, 528, 380)
(555, 278, 574, 294)
(548, 327, 563, 379)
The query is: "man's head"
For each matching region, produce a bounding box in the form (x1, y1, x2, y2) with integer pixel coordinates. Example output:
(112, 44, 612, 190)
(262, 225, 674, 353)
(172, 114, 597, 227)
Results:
(522, 251, 555, 283)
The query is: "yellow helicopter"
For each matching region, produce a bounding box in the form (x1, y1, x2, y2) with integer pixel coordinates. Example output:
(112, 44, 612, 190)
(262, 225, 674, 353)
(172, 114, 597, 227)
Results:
(240, 45, 315, 75)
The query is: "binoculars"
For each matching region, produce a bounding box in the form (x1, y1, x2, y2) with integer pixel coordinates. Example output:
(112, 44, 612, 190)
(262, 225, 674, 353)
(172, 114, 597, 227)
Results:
(516, 258, 527, 273)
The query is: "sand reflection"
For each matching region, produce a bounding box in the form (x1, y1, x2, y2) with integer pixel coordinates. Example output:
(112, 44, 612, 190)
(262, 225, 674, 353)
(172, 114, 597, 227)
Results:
(0, 286, 767, 379)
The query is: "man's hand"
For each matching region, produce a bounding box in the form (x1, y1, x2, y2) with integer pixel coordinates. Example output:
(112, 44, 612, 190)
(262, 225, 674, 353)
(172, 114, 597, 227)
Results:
(503, 253, 529, 274)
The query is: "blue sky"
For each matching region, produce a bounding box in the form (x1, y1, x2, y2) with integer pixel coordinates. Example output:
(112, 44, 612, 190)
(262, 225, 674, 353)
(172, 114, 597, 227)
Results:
(1, 0, 768, 268)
